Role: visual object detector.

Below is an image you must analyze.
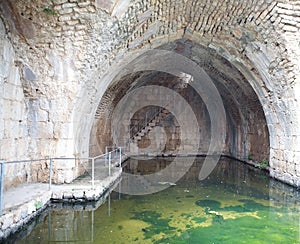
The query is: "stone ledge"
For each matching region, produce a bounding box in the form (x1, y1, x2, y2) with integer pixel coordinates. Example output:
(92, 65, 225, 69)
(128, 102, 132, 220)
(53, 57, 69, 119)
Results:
(0, 170, 122, 242)
(0, 190, 51, 241)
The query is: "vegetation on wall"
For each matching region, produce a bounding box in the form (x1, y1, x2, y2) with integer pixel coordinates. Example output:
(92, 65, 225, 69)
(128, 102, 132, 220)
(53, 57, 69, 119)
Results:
(43, 7, 56, 15)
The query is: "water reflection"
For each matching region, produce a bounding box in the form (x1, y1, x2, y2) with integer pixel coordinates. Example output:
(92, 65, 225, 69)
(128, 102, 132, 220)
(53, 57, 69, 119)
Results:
(9, 157, 300, 243)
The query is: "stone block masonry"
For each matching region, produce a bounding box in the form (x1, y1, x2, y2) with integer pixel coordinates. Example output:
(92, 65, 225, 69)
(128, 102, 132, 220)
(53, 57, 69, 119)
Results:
(0, 0, 300, 189)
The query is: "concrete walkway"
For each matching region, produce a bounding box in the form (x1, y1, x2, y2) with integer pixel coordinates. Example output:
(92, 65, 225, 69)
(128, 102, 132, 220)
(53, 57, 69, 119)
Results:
(3, 183, 50, 212)
(0, 166, 122, 241)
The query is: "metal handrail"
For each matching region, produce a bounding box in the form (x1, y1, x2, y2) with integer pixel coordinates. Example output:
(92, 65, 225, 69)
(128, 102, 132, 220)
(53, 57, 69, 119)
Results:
(0, 147, 123, 216)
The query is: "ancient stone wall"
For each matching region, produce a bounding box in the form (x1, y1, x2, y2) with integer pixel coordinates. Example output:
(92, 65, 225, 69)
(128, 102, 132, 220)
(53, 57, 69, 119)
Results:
(0, 0, 300, 186)
(0, 17, 32, 187)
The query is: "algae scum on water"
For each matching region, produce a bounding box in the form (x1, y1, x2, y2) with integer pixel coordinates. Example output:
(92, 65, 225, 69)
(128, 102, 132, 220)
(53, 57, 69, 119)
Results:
(13, 157, 300, 243)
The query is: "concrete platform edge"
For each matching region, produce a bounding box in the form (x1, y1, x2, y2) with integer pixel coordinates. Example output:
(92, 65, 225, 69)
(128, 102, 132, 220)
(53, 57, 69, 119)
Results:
(0, 170, 122, 242)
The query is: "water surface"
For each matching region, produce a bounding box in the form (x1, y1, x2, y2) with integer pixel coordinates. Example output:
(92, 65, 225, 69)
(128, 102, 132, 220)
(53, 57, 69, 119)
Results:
(11, 157, 300, 243)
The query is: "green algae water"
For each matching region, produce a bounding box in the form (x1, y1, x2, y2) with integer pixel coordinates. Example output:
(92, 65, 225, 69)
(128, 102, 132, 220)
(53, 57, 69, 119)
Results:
(11, 157, 300, 243)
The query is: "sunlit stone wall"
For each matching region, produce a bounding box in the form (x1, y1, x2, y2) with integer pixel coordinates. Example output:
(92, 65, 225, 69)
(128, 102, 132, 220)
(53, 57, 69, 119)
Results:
(0, 0, 300, 186)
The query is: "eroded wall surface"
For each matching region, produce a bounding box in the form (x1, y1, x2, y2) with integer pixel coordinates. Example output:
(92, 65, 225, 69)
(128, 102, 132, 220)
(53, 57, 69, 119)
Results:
(0, 0, 299, 186)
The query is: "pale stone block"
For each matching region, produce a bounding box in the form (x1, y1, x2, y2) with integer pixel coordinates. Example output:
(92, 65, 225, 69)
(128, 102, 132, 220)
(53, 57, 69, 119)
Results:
(16, 140, 28, 158)
(58, 8, 73, 15)
(2, 83, 14, 100)
(35, 139, 53, 156)
(1, 212, 13, 230)
(37, 109, 49, 122)
(284, 150, 294, 164)
(39, 98, 50, 111)
(23, 65, 36, 81)
(75, 25, 86, 31)
(56, 159, 76, 170)
(295, 162, 300, 177)
(54, 0, 68, 4)
(286, 162, 296, 175)
(111, 0, 130, 19)
(62, 3, 77, 9)
(72, 191, 84, 199)
(27, 201, 36, 214)
(4, 119, 19, 139)
(278, 160, 287, 173)
(67, 20, 79, 26)
(58, 15, 71, 22)
(293, 176, 300, 187)
(0, 60, 10, 80)
(57, 170, 65, 184)
(11, 101, 24, 121)
(282, 172, 294, 186)
(95, 0, 112, 11)
(7, 64, 20, 87)
(13, 208, 22, 223)
(294, 151, 300, 163)
(53, 5, 62, 11)
(37, 121, 54, 138)
(17, 122, 29, 138)
(64, 169, 74, 183)
(0, 119, 4, 139)
(54, 122, 73, 139)
(1, 42, 13, 78)
(55, 139, 75, 156)
(20, 204, 29, 219)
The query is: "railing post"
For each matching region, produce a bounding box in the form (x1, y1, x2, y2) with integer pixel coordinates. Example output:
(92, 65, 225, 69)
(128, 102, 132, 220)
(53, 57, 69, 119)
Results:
(108, 152, 111, 176)
(49, 158, 53, 190)
(92, 158, 95, 189)
(105, 147, 108, 166)
(0, 162, 4, 216)
(91, 210, 94, 242)
(119, 147, 122, 167)
(108, 194, 111, 216)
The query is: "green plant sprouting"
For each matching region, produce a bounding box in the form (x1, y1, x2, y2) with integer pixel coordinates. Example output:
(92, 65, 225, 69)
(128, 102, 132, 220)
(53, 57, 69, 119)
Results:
(247, 154, 253, 160)
(256, 159, 268, 169)
(34, 200, 43, 210)
(43, 7, 56, 15)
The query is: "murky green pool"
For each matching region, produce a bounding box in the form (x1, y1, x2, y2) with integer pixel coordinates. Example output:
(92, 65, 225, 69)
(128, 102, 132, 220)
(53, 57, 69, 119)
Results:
(10, 157, 300, 243)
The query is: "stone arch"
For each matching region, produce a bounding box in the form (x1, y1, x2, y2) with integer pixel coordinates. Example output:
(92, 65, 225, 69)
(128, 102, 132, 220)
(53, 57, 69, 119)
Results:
(87, 37, 270, 160)
(76, 36, 278, 175)
(70, 0, 300, 186)
(75, 1, 300, 184)
(74, 0, 300, 187)
(1, 0, 299, 186)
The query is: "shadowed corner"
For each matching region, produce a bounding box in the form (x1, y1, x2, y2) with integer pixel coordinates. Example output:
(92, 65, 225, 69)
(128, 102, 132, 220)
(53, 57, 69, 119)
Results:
(198, 154, 222, 181)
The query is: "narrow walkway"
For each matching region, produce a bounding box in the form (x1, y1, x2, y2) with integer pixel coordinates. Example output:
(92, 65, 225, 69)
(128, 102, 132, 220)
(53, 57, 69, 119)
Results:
(0, 165, 122, 241)
(3, 183, 49, 212)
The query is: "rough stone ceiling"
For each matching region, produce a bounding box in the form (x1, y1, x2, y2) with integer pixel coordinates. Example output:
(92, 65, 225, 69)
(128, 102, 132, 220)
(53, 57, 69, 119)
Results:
(95, 39, 265, 127)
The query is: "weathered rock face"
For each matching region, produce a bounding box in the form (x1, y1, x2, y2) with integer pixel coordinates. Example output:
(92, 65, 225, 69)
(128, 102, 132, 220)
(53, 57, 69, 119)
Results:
(0, 0, 300, 186)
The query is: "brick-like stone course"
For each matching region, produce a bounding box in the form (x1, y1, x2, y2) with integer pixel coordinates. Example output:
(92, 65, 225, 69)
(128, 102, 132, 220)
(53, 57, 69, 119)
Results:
(0, 0, 300, 188)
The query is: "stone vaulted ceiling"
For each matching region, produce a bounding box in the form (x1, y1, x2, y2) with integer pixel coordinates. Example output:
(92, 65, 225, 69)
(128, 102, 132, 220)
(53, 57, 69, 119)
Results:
(0, 0, 300, 186)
